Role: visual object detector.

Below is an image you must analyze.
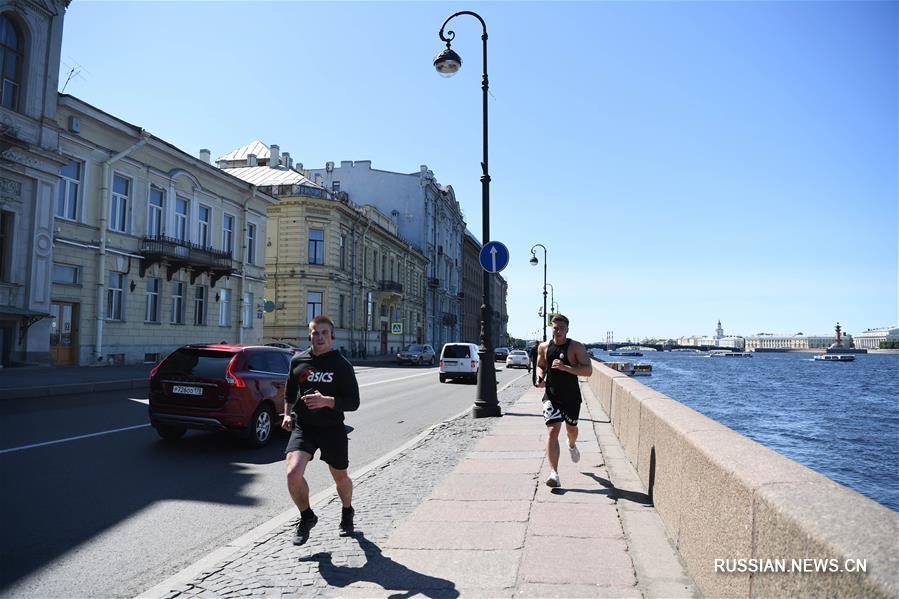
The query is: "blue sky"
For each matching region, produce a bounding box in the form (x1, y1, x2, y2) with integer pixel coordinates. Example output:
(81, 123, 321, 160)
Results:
(60, 1, 897, 342)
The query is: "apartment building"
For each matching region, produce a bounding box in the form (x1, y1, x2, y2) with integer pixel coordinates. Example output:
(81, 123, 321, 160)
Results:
(0, 0, 69, 366)
(219, 142, 428, 357)
(461, 229, 509, 349)
(51, 97, 274, 365)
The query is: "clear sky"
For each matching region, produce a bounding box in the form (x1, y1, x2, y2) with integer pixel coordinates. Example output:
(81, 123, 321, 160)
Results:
(59, 1, 897, 343)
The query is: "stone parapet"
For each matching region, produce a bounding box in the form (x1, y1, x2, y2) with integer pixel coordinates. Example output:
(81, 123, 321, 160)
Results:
(587, 359, 898, 598)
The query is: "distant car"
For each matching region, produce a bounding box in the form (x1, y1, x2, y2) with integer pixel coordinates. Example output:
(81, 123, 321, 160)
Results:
(265, 340, 303, 354)
(439, 342, 480, 383)
(148, 344, 292, 447)
(396, 344, 436, 366)
(505, 350, 530, 369)
(494, 347, 510, 362)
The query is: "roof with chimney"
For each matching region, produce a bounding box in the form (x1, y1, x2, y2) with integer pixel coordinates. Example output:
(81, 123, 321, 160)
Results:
(217, 139, 271, 162)
(217, 140, 326, 191)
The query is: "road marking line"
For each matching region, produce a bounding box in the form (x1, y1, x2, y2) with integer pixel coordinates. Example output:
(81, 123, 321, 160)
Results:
(129, 397, 149, 405)
(0, 424, 152, 455)
(358, 370, 434, 388)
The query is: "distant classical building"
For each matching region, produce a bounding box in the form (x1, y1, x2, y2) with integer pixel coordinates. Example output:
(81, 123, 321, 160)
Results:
(219, 142, 427, 357)
(0, 1, 70, 366)
(678, 320, 743, 349)
(744, 332, 850, 351)
(52, 97, 274, 365)
(460, 229, 508, 349)
(852, 326, 899, 350)
(303, 161, 464, 349)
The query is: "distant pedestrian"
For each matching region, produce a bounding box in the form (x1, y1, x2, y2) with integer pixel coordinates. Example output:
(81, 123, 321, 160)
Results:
(529, 344, 538, 384)
(282, 315, 360, 545)
(535, 314, 592, 488)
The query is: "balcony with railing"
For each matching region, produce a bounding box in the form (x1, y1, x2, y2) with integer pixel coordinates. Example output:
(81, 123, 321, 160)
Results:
(138, 236, 235, 287)
(376, 280, 404, 302)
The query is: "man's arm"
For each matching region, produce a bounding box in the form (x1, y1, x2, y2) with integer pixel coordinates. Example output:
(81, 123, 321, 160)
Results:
(556, 341, 593, 377)
(303, 359, 360, 412)
(535, 342, 548, 387)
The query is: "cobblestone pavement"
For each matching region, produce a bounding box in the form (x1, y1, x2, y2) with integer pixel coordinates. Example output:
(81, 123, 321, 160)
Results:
(159, 378, 532, 598)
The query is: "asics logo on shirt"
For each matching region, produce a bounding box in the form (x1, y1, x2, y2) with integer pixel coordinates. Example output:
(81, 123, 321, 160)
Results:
(304, 371, 334, 383)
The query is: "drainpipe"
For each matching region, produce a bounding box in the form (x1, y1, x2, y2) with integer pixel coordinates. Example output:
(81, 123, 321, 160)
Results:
(239, 187, 256, 344)
(358, 214, 372, 355)
(95, 130, 150, 362)
(349, 210, 364, 349)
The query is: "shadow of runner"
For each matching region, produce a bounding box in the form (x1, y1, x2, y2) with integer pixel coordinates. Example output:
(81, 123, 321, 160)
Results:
(299, 532, 459, 598)
(583, 472, 653, 505)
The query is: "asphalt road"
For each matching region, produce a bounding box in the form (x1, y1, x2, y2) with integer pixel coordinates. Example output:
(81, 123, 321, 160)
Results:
(0, 363, 529, 598)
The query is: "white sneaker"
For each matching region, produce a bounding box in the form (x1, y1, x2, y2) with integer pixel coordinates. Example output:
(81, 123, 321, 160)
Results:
(545, 471, 561, 488)
(569, 444, 581, 463)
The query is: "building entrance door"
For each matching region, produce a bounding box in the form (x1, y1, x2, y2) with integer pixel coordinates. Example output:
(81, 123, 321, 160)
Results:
(50, 302, 78, 366)
(380, 322, 388, 355)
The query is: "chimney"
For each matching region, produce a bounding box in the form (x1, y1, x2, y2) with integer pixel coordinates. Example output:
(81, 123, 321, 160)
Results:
(248, 153, 258, 167)
(282, 151, 291, 169)
(199, 149, 211, 163)
(270, 144, 280, 167)
(296, 162, 304, 173)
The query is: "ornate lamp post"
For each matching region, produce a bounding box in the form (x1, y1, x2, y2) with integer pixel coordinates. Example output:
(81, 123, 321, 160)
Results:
(435, 11, 499, 418)
(530, 244, 547, 342)
(546, 283, 557, 315)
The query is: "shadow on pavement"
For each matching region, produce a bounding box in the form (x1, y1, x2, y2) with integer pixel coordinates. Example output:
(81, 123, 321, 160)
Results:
(582, 472, 653, 505)
(299, 532, 459, 598)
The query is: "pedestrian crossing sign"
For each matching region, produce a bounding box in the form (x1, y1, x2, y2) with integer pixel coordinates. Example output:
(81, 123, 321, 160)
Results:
(391, 322, 402, 335)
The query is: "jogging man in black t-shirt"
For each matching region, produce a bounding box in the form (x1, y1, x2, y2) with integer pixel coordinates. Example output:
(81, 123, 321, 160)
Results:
(535, 314, 592, 488)
(282, 315, 360, 545)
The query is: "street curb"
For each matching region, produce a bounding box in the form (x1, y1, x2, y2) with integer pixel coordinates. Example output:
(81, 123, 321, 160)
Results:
(136, 373, 527, 599)
(1, 379, 148, 400)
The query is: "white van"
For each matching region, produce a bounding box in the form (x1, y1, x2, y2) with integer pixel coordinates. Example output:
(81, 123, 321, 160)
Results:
(439, 342, 480, 383)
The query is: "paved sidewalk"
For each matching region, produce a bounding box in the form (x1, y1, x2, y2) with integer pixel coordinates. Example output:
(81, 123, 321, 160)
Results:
(140, 380, 695, 598)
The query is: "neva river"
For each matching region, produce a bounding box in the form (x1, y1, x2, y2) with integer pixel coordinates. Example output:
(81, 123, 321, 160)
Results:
(605, 351, 898, 512)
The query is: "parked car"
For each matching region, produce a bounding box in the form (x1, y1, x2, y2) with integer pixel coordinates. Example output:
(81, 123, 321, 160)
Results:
(265, 340, 303, 354)
(148, 344, 292, 447)
(494, 347, 510, 362)
(505, 350, 530, 369)
(396, 344, 436, 366)
(439, 342, 480, 383)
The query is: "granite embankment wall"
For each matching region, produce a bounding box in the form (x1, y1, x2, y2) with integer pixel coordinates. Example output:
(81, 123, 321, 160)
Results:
(587, 360, 898, 598)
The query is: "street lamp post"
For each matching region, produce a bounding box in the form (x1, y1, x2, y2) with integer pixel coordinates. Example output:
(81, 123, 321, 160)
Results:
(530, 244, 547, 342)
(435, 11, 500, 418)
(546, 283, 556, 315)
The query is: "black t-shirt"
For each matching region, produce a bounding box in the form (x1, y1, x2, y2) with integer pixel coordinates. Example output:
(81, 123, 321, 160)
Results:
(285, 349, 360, 426)
(544, 339, 582, 403)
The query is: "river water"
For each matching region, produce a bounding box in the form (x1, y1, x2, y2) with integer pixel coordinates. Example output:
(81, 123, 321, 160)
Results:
(599, 351, 898, 512)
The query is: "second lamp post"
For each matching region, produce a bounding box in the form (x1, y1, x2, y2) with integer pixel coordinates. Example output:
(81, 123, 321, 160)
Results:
(530, 243, 548, 342)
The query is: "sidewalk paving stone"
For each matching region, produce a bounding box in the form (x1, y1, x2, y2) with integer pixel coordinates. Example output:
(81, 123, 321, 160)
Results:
(520, 536, 636, 587)
(386, 521, 527, 550)
(407, 499, 531, 522)
(528, 502, 625, 539)
(453, 457, 542, 474)
(429, 473, 537, 501)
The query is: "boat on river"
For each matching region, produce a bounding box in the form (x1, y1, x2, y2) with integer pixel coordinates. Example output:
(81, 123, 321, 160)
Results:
(709, 350, 753, 358)
(814, 354, 855, 362)
(632, 363, 653, 376)
(604, 361, 634, 374)
(609, 350, 643, 357)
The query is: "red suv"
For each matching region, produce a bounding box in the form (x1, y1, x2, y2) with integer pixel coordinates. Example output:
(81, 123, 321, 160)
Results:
(148, 344, 292, 447)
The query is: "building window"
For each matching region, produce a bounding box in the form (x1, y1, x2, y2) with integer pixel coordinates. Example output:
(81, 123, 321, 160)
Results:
(148, 186, 164, 238)
(366, 292, 374, 331)
(308, 228, 324, 265)
(306, 291, 323, 323)
(0, 210, 10, 282)
(332, 181, 340, 193)
(175, 197, 189, 241)
(219, 288, 232, 326)
(0, 16, 22, 111)
(56, 160, 81, 221)
(197, 205, 211, 248)
(338, 294, 345, 329)
(110, 174, 131, 233)
(372, 250, 378, 279)
(242, 292, 253, 328)
(52, 263, 79, 285)
(194, 286, 207, 325)
(171, 282, 185, 324)
(107, 273, 124, 320)
(246, 223, 257, 264)
(339, 234, 346, 271)
(145, 278, 160, 322)
(222, 213, 235, 255)
(382, 254, 387, 281)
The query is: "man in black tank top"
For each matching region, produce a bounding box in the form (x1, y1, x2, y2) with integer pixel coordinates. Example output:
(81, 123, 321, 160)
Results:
(535, 314, 593, 488)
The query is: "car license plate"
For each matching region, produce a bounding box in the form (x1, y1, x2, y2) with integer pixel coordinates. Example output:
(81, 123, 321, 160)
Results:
(172, 385, 203, 396)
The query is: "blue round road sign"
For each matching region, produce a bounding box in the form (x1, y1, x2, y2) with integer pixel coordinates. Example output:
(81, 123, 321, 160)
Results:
(479, 241, 510, 273)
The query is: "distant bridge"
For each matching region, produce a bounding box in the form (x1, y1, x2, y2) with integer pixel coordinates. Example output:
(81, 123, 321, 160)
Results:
(588, 343, 741, 352)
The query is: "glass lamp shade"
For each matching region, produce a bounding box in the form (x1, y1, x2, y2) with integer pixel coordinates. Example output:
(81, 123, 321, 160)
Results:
(529, 255, 539, 266)
(434, 47, 462, 77)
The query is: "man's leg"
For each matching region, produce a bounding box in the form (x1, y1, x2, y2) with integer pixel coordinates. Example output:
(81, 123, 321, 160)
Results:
(545, 422, 561, 486)
(330, 466, 355, 536)
(286, 450, 313, 510)
(565, 422, 580, 463)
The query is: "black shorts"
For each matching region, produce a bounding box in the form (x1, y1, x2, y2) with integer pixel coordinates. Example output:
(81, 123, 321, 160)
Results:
(285, 420, 349, 470)
(543, 395, 581, 426)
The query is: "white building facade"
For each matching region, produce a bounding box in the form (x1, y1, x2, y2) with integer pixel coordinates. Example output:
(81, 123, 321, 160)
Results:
(304, 161, 464, 349)
(0, 0, 69, 366)
(852, 326, 899, 350)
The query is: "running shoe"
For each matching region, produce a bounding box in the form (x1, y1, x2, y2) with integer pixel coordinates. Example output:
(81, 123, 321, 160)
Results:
(569, 443, 581, 463)
(293, 514, 318, 546)
(338, 507, 355, 537)
(545, 471, 561, 488)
